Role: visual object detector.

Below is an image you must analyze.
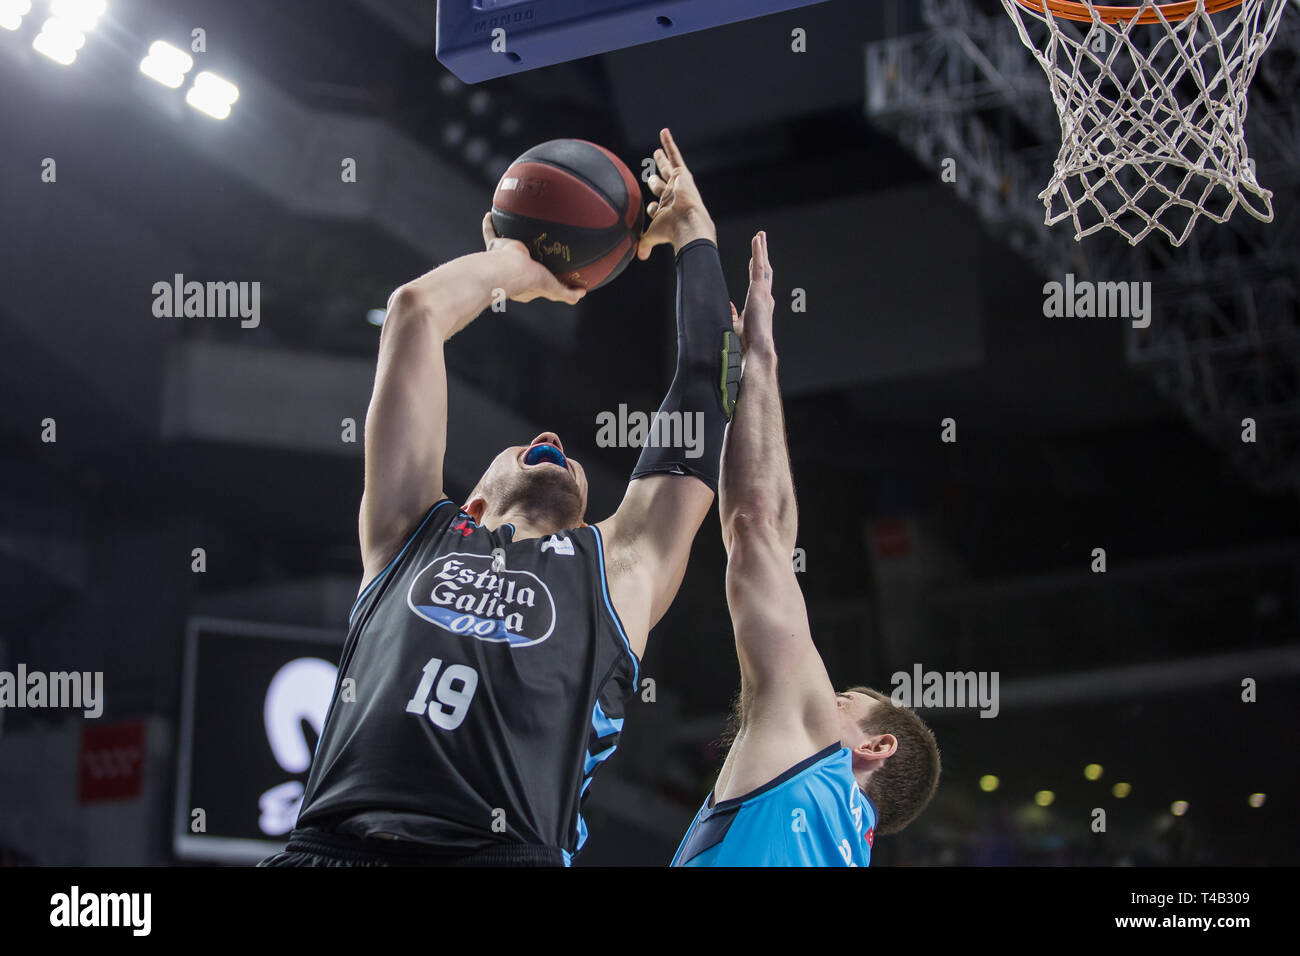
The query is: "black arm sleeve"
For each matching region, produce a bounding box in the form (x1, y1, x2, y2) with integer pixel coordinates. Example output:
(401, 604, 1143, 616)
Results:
(630, 237, 742, 492)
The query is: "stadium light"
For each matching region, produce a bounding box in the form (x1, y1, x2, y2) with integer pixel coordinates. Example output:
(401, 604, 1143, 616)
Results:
(50, 0, 104, 32)
(366, 309, 386, 327)
(185, 70, 239, 119)
(1083, 763, 1103, 781)
(978, 774, 999, 792)
(1034, 790, 1055, 807)
(0, 0, 32, 33)
(1112, 781, 1132, 798)
(1248, 793, 1266, 808)
(140, 40, 193, 89)
(1170, 800, 1189, 816)
(33, 16, 84, 65)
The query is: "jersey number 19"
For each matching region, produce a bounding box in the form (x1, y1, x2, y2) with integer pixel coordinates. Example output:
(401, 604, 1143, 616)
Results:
(405, 657, 479, 730)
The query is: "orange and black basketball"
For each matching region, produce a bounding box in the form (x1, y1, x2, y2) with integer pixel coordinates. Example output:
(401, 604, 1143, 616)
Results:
(491, 138, 644, 291)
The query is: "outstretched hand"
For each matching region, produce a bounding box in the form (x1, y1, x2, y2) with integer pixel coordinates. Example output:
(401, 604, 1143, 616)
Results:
(729, 231, 776, 356)
(636, 127, 717, 261)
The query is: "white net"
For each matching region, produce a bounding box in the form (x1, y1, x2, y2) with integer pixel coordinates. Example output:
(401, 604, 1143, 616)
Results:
(1000, 0, 1291, 245)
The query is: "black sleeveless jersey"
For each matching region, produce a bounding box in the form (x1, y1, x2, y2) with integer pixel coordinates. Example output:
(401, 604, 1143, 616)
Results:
(295, 498, 639, 864)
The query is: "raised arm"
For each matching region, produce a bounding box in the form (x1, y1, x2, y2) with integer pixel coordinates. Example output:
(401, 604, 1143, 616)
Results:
(713, 232, 840, 797)
(359, 215, 584, 587)
(597, 128, 739, 655)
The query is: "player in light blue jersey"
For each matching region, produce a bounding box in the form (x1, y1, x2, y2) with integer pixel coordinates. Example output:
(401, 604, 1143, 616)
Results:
(672, 232, 941, 868)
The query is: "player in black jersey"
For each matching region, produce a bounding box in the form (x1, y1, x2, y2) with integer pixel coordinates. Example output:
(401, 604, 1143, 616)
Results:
(259, 128, 741, 867)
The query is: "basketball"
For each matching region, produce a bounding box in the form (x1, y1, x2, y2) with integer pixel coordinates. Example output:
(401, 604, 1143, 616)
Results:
(491, 139, 644, 291)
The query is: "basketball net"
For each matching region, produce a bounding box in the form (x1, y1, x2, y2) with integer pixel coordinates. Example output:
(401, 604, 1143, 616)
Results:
(1000, 0, 1291, 245)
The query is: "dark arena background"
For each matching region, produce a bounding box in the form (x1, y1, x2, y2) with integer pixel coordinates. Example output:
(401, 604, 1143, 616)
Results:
(1, 0, 1298, 933)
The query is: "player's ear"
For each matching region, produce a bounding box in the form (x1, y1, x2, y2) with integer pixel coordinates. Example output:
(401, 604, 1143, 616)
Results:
(465, 497, 488, 523)
(859, 732, 898, 762)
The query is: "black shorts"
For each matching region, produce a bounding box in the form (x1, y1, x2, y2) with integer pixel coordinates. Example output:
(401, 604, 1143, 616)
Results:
(256, 827, 564, 867)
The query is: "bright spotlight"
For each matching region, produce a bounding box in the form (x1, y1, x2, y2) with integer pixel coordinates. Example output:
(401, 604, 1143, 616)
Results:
(978, 774, 999, 792)
(1112, 781, 1132, 798)
(1034, 790, 1055, 807)
(140, 40, 194, 89)
(33, 32, 76, 64)
(33, 17, 84, 65)
(1171, 800, 1189, 817)
(41, 15, 84, 48)
(1248, 793, 1266, 808)
(1084, 763, 1103, 781)
(50, 0, 104, 32)
(0, 0, 32, 32)
(185, 71, 239, 120)
(366, 309, 387, 327)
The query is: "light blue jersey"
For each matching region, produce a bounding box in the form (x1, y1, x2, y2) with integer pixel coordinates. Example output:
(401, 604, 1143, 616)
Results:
(671, 743, 877, 867)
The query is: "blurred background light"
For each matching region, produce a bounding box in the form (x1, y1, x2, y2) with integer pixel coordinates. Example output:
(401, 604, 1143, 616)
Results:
(32, 17, 83, 65)
(50, 0, 104, 32)
(139, 40, 194, 89)
(185, 70, 239, 119)
(0, 0, 32, 32)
